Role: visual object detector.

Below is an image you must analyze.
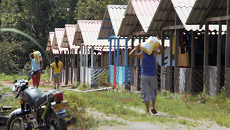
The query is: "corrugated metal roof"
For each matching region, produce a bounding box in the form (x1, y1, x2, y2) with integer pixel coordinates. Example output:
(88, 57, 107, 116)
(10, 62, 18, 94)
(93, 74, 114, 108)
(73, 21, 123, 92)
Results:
(98, 5, 127, 39)
(186, 0, 227, 25)
(118, 0, 160, 37)
(61, 24, 77, 49)
(147, 0, 225, 34)
(46, 32, 54, 52)
(74, 20, 109, 46)
(52, 28, 68, 53)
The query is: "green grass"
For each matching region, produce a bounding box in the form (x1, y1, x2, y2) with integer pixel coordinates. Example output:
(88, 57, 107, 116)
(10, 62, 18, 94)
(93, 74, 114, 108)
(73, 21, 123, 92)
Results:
(1, 87, 12, 93)
(0, 70, 50, 82)
(63, 90, 230, 128)
(0, 84, 4, 87)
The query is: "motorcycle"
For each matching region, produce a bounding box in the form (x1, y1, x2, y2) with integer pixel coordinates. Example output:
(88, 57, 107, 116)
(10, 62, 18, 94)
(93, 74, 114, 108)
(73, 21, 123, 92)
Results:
(6, 68, 76, 130)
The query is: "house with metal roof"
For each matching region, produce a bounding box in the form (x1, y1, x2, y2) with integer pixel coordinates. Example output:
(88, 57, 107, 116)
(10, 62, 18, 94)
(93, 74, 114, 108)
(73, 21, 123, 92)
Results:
(117, 0, 161, 90)
(46, 32, 57, 82)
(186, 0, 230, 96)
(52, 28, 68, 54)
(73, 20, 109, 86)
(59, 24, 80, 85)
(98, 5, 143, 90)
(147, 0, 227, 95)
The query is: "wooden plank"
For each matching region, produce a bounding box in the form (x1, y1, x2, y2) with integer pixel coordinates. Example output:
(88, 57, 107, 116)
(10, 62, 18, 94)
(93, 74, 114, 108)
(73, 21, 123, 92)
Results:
(162, 25, 184, 31)
(174, 67, 180, 93)
(137, 37, 141, 90)
(203, 22, 209, 92)
(209, 66, 217, 96)
(206, 16, 230, 22)
(204, 66, 210, 94)
(77, 49, 80, 82)
(217, 21, 222, 91)
(161, 66, 165, 90)
(160, 5, 173, 30)
(225, 69, 230, 97)
(161, 31, 165, 66)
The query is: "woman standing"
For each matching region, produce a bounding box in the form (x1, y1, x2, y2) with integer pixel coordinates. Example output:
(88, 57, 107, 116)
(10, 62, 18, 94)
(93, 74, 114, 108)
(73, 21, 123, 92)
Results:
(51, 56, 63, 89)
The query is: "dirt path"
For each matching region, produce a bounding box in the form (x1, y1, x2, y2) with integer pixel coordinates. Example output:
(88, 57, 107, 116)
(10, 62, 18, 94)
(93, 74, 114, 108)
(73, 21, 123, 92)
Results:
(87, 108, 229, 130)
(1, 81, 230, 130)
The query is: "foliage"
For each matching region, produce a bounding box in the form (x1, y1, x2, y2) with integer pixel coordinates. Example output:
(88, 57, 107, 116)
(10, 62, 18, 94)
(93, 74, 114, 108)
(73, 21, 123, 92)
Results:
(0, 40, 17, 74)
(96, 70, 110, 87)
(0, 87, 12, 93)
(64, 91, 98, 129)
(77, 82, 91, 90)
(74, 0, 128, 20)
(1, 0, 129, 74)
(71, 81, 79, 89)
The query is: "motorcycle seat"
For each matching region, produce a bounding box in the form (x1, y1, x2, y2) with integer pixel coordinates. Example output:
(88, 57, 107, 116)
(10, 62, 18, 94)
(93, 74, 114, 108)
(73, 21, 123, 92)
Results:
(35, 94, 48, 109)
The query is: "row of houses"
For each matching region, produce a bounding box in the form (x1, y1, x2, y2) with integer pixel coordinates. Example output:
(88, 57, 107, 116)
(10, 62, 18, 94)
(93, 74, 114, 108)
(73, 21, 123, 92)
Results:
(46, 0, 230, 96)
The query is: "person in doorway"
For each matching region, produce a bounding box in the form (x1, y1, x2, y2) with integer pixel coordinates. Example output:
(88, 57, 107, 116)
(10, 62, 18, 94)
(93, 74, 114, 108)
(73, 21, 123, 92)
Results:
(51, 56, 63, 89)
(129, 43, 163, 115)
(29, 52, 43, 88)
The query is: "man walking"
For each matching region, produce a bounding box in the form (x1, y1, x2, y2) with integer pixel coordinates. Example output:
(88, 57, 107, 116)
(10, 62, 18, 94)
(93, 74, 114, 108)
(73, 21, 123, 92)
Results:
(129, 42, 163, 115)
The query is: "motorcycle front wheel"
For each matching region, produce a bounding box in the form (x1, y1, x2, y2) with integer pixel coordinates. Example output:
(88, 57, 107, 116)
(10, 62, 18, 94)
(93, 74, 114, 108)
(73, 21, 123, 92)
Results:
(46, 113, 67, 130)
(6, 114, 27, 130)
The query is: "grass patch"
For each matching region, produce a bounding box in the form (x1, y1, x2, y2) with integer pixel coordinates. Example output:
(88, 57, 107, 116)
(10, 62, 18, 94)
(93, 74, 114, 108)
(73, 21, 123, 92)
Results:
(62, 90, 230, 128)
(0, 70, 49, 82)
(1, 87, 12, 93)
(0, 84, 4, 87)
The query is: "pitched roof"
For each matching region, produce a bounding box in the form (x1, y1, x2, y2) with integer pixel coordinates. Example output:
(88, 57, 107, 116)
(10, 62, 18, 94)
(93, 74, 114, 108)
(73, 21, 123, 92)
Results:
(74, 20, 108, 46)
(98, 5, 127, 39)
(118, 0, 160, 37)
(186, 0, 227, 25)
(148, 0, 224, 34)
(52, 28, 68, 53)
(46, 32, 54, 52)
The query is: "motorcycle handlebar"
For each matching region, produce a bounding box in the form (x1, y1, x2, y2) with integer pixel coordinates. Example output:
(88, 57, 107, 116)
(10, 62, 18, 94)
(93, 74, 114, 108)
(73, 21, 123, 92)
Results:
(27, 68, 43, 81)
(15, 87, 21, 98)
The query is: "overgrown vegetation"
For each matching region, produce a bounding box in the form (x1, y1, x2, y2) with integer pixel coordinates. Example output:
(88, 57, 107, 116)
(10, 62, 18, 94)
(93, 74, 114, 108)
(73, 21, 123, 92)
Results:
(96, 70, 110, 87)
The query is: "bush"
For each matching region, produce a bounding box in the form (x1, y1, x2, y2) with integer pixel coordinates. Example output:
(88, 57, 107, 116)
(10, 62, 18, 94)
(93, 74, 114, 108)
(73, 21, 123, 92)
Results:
(96, 70, 110, 87)
(77, 83, 90, 90)
(71, 82, 79, 89)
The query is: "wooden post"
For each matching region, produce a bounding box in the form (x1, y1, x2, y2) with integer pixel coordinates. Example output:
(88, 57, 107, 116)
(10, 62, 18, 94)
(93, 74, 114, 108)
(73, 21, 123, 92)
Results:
(217, 21, 222, 92)
(83, 46, 86, 83)
(225, 0, 230, 96)
(191, 30, 195, 93)
(50, 51, 52, 82)
(65, 50, 69, 85)
(80, 45, 83, 83)
(125, 38, 128, 89)
(109, 38, 112, 65)
(174, 13, 179, 93)
(117, 38, 120, 66)
(132, 36, 135, 65)
(77, 48, 80, 82)
(91, 46, 94, 85)
(137, 36, 141, 90)
(204, 21, 209, 93)
(161, 31, 165, 67)
(161, 30, 165, 90)
(169, 30, 173, 92)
